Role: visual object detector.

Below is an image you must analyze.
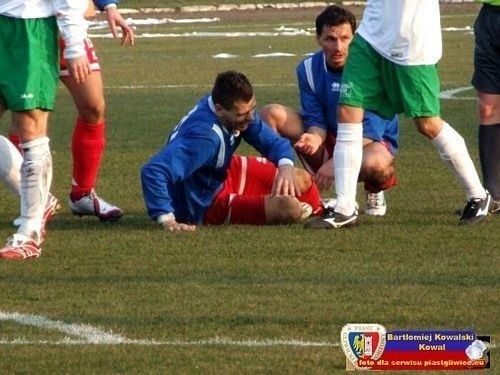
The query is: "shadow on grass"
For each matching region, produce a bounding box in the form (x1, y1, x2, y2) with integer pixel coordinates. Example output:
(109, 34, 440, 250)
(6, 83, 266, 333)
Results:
(43, 211, 155, 232)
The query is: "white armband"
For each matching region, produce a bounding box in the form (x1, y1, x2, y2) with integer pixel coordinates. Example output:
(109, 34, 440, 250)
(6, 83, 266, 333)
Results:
(277, 158, 294, 167)
(157, 213, 175, 225)
(104, 3, 118, 10)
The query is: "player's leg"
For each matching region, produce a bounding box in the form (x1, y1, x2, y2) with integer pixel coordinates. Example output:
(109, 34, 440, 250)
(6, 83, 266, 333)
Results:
(415, 116, 489, 225)
(237, 155, 322, 214)
(477, 92, 500, 213)
(259, 104, 304, 144)
(0, 16, 58, 259)
(205, 156, 322, 225)
(60, 37, 123, 221)
(360, 141, 396, 216)
(0, 134, 22, 195)
(292, 167, 323, 215)
(472, 5, 500, 213)
(11, 110, 52, 247)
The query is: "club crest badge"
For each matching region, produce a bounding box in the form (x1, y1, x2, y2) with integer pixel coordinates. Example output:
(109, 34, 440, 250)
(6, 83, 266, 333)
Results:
(341, 323, 386, 370)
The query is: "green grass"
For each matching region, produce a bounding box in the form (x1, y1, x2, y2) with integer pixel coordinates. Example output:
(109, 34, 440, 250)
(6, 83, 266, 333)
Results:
(0, 4, 498, 373)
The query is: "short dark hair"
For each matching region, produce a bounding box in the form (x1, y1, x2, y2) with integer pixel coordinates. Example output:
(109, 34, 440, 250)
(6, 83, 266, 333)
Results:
(211, 71, 254, 110)
(315, 5, 356, 36)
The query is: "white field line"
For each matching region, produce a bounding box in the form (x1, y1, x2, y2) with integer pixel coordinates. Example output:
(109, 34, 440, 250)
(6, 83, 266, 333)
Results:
(101, 83, 297, 89)
(440, 86, 475, 100)
(0, 311, 337, 347)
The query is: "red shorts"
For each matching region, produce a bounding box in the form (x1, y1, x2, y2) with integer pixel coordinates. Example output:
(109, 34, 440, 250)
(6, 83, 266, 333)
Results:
(298, 134, 397, 192)
(204, 155, 275, 225)
(59, 36, 100, 77)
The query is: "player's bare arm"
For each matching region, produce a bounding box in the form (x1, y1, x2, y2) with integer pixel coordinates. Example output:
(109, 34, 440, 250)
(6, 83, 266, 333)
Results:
(66, 55, 91, 84)
(315, 158, 334, 191)
(105, 6, 135, 46)
(294, 127, 326, 155)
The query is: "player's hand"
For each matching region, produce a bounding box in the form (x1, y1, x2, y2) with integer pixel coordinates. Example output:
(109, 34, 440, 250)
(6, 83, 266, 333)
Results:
(294, 133, 323, 155)
(272, 164, 300, 197)
(105, 6, 135, 46)
(314, 158, 334, 190)
(162, 219, 197, 232)
(66, 55, 91, 84)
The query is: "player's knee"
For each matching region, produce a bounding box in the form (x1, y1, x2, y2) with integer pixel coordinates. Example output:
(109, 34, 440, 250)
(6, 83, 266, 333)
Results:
(273, 196, 302, 223)
(293, 168, 313, 192)
(478, 101, 499, 123)
(414, 117, 442, 139)
(362, 160, 394, 189)
(260, 104, 286, 132)
(79, 100, 106, 124)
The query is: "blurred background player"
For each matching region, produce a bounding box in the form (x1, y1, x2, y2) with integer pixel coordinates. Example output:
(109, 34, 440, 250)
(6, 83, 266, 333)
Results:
(472, 0, 500, 214)
(0, 0, 90, 260)
(260, 5, 399, 217)
(141, 71, 323, 232)
(306, 0, 489, 229)
(9, 0, 134, 222)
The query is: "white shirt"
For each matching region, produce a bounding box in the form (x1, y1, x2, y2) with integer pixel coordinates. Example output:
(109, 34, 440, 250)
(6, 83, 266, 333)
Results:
(357, 0, 442, 65)
(0, 0, 87, 59)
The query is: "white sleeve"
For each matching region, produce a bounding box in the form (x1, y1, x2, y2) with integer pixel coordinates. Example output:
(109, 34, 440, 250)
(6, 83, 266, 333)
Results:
(53, 0, 87, 59)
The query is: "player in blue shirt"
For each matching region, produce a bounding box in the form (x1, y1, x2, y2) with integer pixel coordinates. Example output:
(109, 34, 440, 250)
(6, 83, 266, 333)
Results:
(141, 71, 323, 232)
(260, 5, 399, 217)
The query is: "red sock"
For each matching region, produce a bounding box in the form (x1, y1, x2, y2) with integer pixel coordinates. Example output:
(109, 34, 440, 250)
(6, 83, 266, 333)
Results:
(298, 179, 323, 216)
(8, 132, 22, 154)
(71, 118, 105, 200)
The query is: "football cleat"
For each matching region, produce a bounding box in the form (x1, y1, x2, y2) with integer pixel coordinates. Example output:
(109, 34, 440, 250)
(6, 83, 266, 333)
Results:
(13, 194, 60, 242)
(321, 197, 359, 211)
(459, 191, 491, 225)
(321, 197, 337, 209)
(365, 191, 387, 216)
(69, 190, 123, 221)
(0, 234, 41, 260)
(304, 207, 359, 229)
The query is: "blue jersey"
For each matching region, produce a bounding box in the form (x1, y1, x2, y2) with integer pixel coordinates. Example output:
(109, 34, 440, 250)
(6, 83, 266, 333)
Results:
(297, 51, 399, 154)
(93, 0, 118, 11)
(141, 95, 295, 224)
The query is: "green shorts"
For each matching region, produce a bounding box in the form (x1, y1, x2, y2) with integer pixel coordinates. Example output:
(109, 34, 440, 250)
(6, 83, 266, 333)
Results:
(0, 15, 59, 111)
(340, 35, 441, 119)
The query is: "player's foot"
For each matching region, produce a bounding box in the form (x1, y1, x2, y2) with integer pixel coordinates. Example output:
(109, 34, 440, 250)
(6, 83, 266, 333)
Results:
(304, 207, 359, 229)
(0, 234, 41, 260)
(459, 191, 491, 225)
(13, 193, 61, 234)
(69, 190, 123, 222)
(365, 191, 386, 216)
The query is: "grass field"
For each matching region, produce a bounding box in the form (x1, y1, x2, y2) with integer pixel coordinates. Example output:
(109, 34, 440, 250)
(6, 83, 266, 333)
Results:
(0, 3, 498, 373)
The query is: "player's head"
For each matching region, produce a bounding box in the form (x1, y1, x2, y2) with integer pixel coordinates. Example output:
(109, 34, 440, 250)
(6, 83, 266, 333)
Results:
(212, 71, 256, 132)
(315, 5, 356, 70)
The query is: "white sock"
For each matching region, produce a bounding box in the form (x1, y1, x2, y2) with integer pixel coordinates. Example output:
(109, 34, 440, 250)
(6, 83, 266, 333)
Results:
(17, 137, 52, 242)
(0, 135, 22, 195)
(432, 122, 486, 200)
(334, 123, 363, 215)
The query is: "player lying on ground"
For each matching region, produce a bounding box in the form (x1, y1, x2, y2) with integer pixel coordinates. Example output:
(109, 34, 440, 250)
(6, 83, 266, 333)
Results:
(141, 71, 324, 232)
